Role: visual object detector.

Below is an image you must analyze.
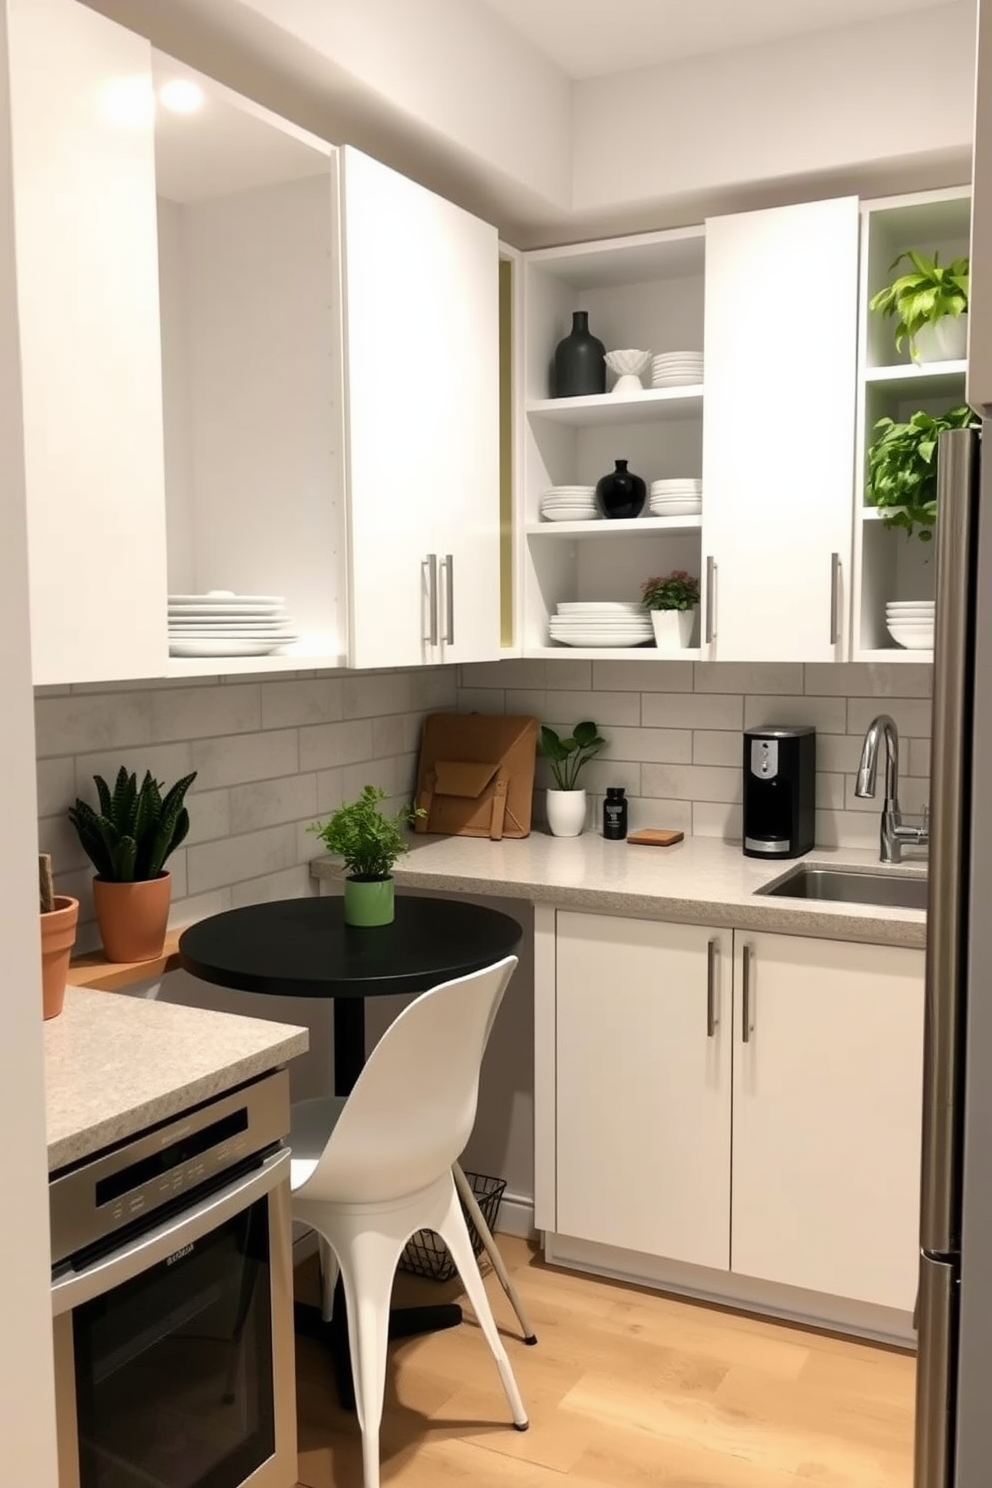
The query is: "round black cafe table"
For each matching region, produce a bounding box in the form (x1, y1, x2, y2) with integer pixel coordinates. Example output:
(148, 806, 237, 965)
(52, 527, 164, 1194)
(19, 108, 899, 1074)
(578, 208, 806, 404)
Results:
(178, 893, 523, 1407)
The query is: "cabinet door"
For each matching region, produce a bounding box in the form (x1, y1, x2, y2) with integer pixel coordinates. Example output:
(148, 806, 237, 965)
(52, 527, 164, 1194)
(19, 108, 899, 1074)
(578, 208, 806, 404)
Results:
(702, 199, 858, 662)
(7, 0, 168, 684)
(556, 912, 732, 1270)
(341, 147, 500, 670)
(732, 932, 925, 1310)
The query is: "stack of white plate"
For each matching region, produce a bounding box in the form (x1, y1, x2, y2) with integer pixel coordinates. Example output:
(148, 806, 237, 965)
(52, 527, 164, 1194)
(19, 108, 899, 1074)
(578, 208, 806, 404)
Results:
(548, 601, 652, 648)
(168, 591, 299, 657)
(540, 486, 597, 522)
(885, 600, 935, 650)
(651, 351, 704, 389)
(650, 478, 702, 517)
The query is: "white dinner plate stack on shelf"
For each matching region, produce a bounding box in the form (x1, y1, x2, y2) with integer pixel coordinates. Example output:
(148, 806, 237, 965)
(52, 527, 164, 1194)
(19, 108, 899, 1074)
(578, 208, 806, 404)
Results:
(650, 478, 702, 517)
(168, 591, 299, 657)
(651, 351, 704, 389)
(548, 601, 652, 648)
(885, 600, 935, 650)
(540, 486, 598, 522)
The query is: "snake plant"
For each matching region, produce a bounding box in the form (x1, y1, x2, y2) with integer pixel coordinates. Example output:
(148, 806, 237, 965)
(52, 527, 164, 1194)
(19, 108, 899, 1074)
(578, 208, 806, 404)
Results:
(69, 766, 196, 882)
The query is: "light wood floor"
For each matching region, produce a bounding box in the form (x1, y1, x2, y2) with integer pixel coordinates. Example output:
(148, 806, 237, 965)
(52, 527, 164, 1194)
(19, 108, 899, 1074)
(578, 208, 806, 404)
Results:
(293, 1235, 915, 1488)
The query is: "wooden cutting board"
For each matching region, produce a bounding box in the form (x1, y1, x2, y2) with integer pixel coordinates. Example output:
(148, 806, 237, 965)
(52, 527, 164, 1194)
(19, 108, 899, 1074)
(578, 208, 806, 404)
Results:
(627, 828, 685, 847)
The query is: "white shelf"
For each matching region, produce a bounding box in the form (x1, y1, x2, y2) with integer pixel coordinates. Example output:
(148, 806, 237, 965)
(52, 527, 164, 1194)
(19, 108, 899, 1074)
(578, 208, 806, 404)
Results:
(527, 516, 702, 539)
(863, 361, 967, 398)
(854, 648, 934, 665)
(165, 650, 346, 677)
(526, 386, 704, 426)
(526, 646, 702, 662)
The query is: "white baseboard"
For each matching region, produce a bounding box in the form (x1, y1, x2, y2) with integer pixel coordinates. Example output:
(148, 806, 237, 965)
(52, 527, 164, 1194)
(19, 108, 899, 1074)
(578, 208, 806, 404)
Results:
(544, 1231, 916, 1348)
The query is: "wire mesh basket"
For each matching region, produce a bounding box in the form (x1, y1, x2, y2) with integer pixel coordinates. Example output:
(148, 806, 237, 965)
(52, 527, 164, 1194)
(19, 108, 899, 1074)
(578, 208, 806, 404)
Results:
(398, 1172, 506, 1283)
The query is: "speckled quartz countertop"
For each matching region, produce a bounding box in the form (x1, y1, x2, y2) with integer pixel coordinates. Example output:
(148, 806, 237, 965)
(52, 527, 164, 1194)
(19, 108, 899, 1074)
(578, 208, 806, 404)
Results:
(46, 986, 308, 1172)
(312, 834, 927, 950)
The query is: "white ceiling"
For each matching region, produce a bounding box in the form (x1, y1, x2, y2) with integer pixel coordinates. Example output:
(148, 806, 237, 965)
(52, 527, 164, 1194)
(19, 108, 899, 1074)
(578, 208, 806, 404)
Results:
(482, 0, 966, 78)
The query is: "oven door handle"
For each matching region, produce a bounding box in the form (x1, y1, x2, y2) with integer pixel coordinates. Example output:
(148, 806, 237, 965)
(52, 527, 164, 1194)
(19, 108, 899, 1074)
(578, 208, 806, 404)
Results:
(51, 1147, 290, 1317)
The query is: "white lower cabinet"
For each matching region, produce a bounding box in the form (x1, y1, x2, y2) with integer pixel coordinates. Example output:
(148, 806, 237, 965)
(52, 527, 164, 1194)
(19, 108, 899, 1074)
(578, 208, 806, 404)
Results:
(552, 912, 925, 1316)
(731, 931, 925, 1312)
(555, 912, 732, 1270)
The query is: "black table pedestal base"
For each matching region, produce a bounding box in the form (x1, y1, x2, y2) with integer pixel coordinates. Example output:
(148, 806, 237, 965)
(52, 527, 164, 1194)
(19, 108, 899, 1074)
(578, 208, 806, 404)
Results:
(294, 1296, 463, 1412)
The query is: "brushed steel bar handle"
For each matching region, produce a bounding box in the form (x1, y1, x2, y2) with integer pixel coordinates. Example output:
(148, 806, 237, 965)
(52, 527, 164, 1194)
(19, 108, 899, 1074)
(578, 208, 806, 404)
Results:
(424, 554, 438, 646)
(442, 553, 454, 644)
(706, 938, 719, 1038)
(705, 556, 717, 644)
(742, 943, 754, 1043)
(830, 552, 842, 645)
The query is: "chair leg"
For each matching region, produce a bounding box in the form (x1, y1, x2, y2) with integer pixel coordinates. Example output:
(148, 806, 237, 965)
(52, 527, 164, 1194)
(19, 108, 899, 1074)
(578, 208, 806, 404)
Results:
(318, 1234, 339, 1322)
(437, 1183, 529, 1431)
(453, 1163, 537, 1345)
(334, 1225, 401, 1488)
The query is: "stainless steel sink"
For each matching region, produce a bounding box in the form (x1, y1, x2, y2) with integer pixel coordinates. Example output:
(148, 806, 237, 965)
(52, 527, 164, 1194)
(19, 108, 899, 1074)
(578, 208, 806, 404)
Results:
(758, 865, 928, 911)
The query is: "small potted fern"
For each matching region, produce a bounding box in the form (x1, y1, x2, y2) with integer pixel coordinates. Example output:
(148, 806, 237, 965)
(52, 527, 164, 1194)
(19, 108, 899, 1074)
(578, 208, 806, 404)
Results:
(69, 767, 196, 962)
(310, 785, 420, 927)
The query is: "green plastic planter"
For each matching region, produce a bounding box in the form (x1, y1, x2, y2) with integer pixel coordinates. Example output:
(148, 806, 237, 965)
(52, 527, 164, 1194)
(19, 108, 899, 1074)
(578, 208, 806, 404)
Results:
(343, 875, 395, 927)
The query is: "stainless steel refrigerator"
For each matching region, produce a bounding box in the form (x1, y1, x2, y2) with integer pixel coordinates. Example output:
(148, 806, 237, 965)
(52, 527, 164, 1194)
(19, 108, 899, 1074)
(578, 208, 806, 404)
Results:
(916, 30, 992, 1460)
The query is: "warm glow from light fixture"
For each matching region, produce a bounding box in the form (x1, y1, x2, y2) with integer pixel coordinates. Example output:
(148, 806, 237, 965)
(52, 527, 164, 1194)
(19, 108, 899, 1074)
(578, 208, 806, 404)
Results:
(101, 76, 155, 128)
(158, 79, 205, 114)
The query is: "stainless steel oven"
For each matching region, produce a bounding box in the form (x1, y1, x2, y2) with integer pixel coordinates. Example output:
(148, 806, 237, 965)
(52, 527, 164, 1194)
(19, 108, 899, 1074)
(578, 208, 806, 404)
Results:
(50, 1070, 298, 1488)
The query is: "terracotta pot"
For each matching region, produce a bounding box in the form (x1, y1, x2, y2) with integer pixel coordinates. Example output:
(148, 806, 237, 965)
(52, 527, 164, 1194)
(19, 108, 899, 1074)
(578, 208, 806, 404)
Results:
(40, 896, 78, 1020)
(93, 872, 172, 963)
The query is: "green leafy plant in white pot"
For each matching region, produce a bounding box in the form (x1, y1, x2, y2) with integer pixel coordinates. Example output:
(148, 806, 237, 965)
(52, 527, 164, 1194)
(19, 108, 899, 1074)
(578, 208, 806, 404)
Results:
(310, 785, 421, 926)
(869, 250, 969, 364)
(866, 404, 979, 540)
(641, 570, 700, 650)
(539, 721, 606, 838)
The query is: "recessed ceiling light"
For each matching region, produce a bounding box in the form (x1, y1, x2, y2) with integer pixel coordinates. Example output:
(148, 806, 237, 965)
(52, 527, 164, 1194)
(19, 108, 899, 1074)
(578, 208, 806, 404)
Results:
(158, 79, 205, 114)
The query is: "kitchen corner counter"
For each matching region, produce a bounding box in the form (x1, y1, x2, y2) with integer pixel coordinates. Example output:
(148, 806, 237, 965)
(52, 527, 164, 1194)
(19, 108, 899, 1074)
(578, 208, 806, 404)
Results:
(46, 986, 308, 1171)
(311, 833, 926, 950)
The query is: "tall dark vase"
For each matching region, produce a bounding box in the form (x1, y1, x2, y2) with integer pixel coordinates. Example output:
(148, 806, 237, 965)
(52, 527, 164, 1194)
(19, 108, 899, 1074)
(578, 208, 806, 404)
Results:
(553, 311, 605, 398)
(595, 460, 646, 520)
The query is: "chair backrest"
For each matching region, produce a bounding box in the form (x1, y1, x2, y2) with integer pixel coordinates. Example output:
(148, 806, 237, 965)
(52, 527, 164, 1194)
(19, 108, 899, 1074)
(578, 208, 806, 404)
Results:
(297, 955, 518, 1205)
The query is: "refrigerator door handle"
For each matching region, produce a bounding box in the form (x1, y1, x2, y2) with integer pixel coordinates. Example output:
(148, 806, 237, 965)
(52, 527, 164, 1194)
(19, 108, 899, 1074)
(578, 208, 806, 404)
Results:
(915, 1254, 958, 1488)
(920, 427, 980, 1255)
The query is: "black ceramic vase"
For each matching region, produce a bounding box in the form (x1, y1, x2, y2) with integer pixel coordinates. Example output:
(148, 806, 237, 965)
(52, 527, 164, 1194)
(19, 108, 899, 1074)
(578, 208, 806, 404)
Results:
(554, 310, 606, 397)
(595, 459, 646, 520)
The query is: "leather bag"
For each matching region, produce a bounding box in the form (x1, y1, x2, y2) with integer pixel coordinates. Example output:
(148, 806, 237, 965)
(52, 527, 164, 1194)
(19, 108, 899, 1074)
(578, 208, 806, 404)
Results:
(415, 714, 539, 840)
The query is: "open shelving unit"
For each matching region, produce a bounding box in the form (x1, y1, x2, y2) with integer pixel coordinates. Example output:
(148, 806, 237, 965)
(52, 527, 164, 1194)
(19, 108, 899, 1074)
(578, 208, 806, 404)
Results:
(519, 225, 706, 659)
(851, 186, 971, 664)
(153, 57, 348, 678)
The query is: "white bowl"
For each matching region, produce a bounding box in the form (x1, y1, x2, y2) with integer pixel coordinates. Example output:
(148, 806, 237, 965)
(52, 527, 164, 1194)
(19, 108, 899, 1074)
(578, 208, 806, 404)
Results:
(887, 622, 935, 649)
(605, 350, 651, 375)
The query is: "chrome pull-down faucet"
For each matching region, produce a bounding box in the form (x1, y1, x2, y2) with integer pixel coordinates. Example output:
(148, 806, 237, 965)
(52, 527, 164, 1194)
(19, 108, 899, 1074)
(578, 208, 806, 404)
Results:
(855, 713, 929, 864)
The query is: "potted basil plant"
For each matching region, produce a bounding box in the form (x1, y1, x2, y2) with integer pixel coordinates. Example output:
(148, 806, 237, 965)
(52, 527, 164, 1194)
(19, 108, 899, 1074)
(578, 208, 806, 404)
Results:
(866, 405, 979, 540)
(310, 785, 421, 927)
(68, 767, 196, 963)
(869, 249, 969, 364)
(641, 570, 700, 650)
(539, 721, 606, 838)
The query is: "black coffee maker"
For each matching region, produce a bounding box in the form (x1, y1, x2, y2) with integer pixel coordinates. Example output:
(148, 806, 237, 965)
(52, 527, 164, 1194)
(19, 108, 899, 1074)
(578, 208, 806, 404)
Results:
(743, 725, 816, 860)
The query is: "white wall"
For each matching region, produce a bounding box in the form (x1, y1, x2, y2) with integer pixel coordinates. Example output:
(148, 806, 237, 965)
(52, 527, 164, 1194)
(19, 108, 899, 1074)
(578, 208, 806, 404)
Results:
(572, 3, 976, 221)
(0, 2, 58, 1477)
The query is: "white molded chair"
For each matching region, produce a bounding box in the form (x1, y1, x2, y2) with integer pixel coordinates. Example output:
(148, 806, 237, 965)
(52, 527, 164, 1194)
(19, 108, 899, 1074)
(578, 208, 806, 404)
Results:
(290, 956, 529, 1488)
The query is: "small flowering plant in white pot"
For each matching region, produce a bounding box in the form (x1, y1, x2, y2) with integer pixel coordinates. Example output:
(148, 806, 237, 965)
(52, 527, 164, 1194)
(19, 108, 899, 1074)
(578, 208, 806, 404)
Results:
(641, 570, 700, 650)
(539, 721, 606, 838)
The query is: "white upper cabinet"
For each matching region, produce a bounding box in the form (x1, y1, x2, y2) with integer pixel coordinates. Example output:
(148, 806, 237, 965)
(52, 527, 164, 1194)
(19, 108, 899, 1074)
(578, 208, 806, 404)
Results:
(702, 198, 859, 661)
(7, 0, 168, 685)
(731, 932, 925, 1311)
(341, 147, 500, 670)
